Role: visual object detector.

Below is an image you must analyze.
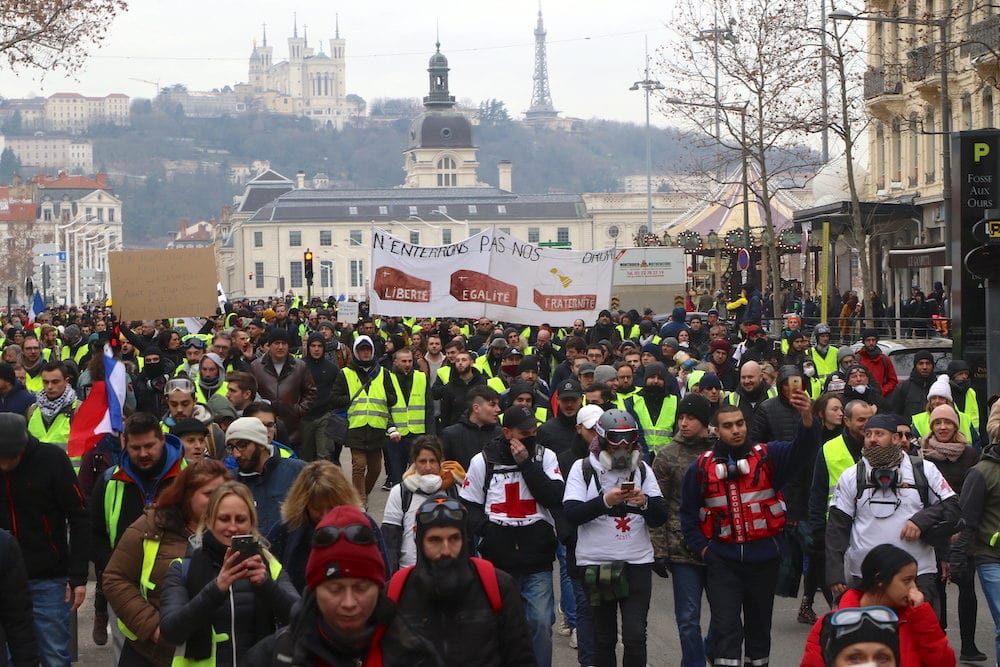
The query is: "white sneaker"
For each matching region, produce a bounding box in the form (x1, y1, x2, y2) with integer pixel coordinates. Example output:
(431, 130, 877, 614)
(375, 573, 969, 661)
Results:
(557, 619, 572, 636)
(569, 629, 578, 649)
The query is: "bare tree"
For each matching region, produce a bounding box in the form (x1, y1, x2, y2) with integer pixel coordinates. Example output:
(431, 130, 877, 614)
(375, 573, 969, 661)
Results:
(0, 0, 128, 74)
(658, 0, 823, 318)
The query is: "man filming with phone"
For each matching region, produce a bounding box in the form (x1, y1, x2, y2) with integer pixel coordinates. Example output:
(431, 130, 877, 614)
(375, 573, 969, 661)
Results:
(680, 390, 820, 667)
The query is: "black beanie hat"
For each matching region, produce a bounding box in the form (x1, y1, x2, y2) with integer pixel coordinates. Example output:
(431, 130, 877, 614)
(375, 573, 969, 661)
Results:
(676, 393, 713, 428)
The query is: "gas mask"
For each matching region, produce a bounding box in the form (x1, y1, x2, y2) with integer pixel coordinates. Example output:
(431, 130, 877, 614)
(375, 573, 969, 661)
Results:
(803, 364, 816, 378)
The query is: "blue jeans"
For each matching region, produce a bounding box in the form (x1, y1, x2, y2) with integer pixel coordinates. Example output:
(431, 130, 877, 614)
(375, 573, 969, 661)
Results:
(670, 562, 710, 667)
(28, 578, 71, 667)
(517, 570, 555, 667)
(571, 576, 595, 666)
(556, 543, 576, 628)
(977, 562, 1000, 661)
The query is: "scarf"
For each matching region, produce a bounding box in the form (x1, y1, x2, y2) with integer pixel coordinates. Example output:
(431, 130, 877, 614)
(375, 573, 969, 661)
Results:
(862, 444, 904, 469)
(36, 385, 78, 419)
(921, 436, 968, 462)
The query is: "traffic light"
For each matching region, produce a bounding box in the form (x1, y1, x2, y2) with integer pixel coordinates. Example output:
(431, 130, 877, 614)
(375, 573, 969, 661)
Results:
(304, 249, 314, 285)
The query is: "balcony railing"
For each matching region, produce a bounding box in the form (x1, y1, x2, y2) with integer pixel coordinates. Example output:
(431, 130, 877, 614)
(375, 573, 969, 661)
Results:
(864, 63, 904, 99)
(963, 14, 1000, 59)
(907, 44, 940, 82)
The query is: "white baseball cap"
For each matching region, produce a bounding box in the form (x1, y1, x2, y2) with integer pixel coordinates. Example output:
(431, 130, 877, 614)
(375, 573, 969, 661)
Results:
(576, 404, 604, 429)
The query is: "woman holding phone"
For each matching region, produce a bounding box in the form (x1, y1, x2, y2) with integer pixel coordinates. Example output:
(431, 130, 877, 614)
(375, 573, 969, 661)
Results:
(159, 481, 298, 666)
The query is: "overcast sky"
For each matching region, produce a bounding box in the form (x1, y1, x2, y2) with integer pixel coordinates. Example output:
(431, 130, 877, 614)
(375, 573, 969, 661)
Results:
(0, 1, 687, 126)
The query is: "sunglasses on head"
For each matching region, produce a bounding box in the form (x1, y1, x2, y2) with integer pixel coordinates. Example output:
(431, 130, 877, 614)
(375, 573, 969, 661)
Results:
(312, 523, 376, 548)
(416, 496, 466, 525)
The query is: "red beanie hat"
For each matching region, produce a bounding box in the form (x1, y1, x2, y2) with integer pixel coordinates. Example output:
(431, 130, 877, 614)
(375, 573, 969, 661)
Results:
(710, 339, 731, 353)
(305, 505, 385, 590)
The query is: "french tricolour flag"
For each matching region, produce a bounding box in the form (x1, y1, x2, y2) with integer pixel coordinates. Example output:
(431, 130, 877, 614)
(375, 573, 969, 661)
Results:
(68, 343, 127, 460)
(26, 291, 44, 327)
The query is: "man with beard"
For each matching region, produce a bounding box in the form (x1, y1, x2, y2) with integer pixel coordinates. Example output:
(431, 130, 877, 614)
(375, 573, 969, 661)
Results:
(90, 412, 185, 652)
(461, 404, 565, 667)
(625, 362, 679, 459)
(680, 395, 819, 667)
(782, 330, 810, 369)
(434, 350, 489, 428)
(20, 335, 45, 393)
(587, 310, 619, 346)
(388, 494, 536, 666)
(948, 360, 981, 432)
(725, 360, 777, 423)
(708, 339, 739, 390)
(888, 350, 937, 420)
(225, 415, 306, 534)
(857, 329, 899, 396)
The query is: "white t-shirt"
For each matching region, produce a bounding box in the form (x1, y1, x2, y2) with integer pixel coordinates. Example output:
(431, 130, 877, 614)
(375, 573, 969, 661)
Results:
(563, 453, 662, 566)
(459, 448, 563, 528)
(382, 484, 433, 569)
(831, 455, 955, 577)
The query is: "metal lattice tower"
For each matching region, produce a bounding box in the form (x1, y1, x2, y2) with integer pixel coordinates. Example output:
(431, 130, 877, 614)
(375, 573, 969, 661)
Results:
(525, 7, 559, 121)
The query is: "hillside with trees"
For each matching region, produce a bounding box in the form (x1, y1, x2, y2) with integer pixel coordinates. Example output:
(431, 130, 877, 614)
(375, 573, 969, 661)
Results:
(83, 98, 706, 243)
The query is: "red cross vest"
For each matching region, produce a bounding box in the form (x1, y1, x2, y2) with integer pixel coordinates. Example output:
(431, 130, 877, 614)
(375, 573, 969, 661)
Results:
(696, 443, 786, 544)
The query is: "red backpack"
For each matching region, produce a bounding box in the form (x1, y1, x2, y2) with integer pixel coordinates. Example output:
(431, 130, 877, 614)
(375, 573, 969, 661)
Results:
(387, 556, 503, 612)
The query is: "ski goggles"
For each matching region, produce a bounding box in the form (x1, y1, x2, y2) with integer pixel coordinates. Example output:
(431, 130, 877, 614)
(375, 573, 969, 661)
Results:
(605, 429, 639, 447)
(312, 523, 377, 548)
(164, 378, 195, 395)
(416, 496, 466, 525)
(827, 606, 899, 636)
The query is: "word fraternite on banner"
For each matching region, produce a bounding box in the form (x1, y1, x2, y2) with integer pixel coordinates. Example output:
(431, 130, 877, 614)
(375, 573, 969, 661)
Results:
(368, 228, 614, 326)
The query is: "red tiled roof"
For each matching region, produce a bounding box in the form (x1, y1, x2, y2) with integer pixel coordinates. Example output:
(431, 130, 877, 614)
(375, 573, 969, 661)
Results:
(34, 174, 107, 190)
(0, 202, 38, 222)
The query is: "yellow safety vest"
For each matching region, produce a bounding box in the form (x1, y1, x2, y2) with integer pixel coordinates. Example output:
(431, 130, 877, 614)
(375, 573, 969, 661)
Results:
(436, 366, 452, 385)
(616, 324, 640, 341)
(628, 393, 678, 455)
(474, 354, 497, 378)
(194, 381, 228, 406)
(390, 371, 428, 436)
(726, 386, 778, 406)
(912, 410, 974, 442)
(344, 367, 393, 430)
(486, 376, 507, 394)
(27, 401, 80, 463)
(807, 346, 839, 378)
(958, 387, 981, 430)
(117, 536, 164, 641)
(807, 376, 824, 400)
(24, 370, 43, 393)
(61, 344, 88, 364)
(499, 406, 548, 426)
(822, 435, 855, 512)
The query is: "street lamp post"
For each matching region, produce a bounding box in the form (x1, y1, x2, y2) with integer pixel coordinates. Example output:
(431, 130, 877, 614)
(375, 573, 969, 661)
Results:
(829, 10, 951, 266)
(631, 39, 665, 245)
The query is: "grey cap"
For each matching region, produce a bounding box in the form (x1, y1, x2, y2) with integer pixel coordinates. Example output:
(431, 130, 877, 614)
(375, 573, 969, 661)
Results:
(593, 365, 617, 385)
(0, 413, 29, 458)
(577, 362, 596, 376)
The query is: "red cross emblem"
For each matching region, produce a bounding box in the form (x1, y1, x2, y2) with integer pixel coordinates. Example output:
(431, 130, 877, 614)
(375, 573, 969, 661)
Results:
(490, 482, 538, 518)
(614, 517, 632, 533)
(462, 477, 471, 488)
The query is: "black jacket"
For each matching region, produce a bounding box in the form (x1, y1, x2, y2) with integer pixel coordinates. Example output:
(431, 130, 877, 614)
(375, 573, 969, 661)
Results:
(432, 367, 488, 428)
(537, 413, 584, 457)
(303, 354, 341, 420)
(0, 437, 89, 586)
(750, 394, 802, 445)
(888, 371, 935, 419)
(441, 415, 501, 471)
(0, 382, 35, 416)
(0, 529, 37, 667)
(392, 560, 536, 667)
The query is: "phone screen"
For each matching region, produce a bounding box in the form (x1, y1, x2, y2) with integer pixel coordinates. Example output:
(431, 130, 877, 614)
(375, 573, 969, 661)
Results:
(620, 481, 636, 492)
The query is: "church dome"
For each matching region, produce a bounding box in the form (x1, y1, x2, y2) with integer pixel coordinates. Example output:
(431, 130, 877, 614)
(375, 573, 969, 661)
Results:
(407, 110, 473, 149)
(429, 49, 448, 69)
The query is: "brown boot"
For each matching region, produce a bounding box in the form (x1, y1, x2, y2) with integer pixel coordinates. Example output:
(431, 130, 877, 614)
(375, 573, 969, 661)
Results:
(93, 612, 109, 646)
(797, 596, 817, 624)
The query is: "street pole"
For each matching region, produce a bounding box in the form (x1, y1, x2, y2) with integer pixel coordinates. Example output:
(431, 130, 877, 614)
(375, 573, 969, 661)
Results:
(939, 18, 952, 271)
(819, 0, 829, 163)
(631, 40, 664, 246)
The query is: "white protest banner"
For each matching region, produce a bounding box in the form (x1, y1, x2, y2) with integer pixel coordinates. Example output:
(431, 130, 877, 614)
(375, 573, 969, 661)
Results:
(368, 228, 613, 325)
(337, 301, 359, 323)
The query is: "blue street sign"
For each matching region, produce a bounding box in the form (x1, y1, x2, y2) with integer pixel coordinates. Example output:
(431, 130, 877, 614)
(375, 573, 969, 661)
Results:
(40, 252, 67, 261)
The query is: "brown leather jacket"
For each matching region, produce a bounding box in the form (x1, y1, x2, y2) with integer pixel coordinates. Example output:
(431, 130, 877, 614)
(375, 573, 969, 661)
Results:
(250, 354, 318, 444)
(102, 509, 190, 667)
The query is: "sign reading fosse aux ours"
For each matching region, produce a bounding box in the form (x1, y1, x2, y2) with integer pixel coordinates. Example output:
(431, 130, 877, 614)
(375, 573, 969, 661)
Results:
(368, 229, 614, 325)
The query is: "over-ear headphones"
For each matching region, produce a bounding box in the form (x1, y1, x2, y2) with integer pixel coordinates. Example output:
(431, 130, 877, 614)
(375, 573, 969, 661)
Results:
(714, 457, 751, 480)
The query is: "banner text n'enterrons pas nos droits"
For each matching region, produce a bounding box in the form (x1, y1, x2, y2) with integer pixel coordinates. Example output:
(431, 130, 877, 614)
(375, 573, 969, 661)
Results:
(368, 228, 613, 326)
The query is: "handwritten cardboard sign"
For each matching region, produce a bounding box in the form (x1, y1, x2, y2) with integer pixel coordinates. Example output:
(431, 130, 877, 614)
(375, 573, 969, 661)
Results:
(108, 247, 219, 320)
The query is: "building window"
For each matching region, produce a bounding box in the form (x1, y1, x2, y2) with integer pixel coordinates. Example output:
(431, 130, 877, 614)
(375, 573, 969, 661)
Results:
(349, 229, 363, 246)
(442, 229, 452, 244)
(557, 227, 570, 243)
(437, 156, 457, 186)
(255, 261, 264, 289)
(254, 231, 263, 247)
(409, 205, 418, 215)
(468, 205, 477, 214)
(320, 260, 333, 288)
(349, 206, 358, 215)
(320, 230, 332, 246)
(497, 205, 507, 215)
(85, 207, 93, 220)
(43, 209, 52, 221)
(409, 231, 420, 245)
(985, 89, 994, 128)
(500, 227, 511, 235)
(350, 260, 364, 287)
(108, 209, 115, 222)
(289, 230, 302, 247)
(528, 227, 540, 243)
(379, 206, 389, 215)
(290, 261, 303, 288)
(97, 208, 104, 222)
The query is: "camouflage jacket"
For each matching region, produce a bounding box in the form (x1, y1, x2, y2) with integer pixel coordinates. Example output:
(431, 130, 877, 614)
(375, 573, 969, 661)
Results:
(651, 432, 718, 565)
